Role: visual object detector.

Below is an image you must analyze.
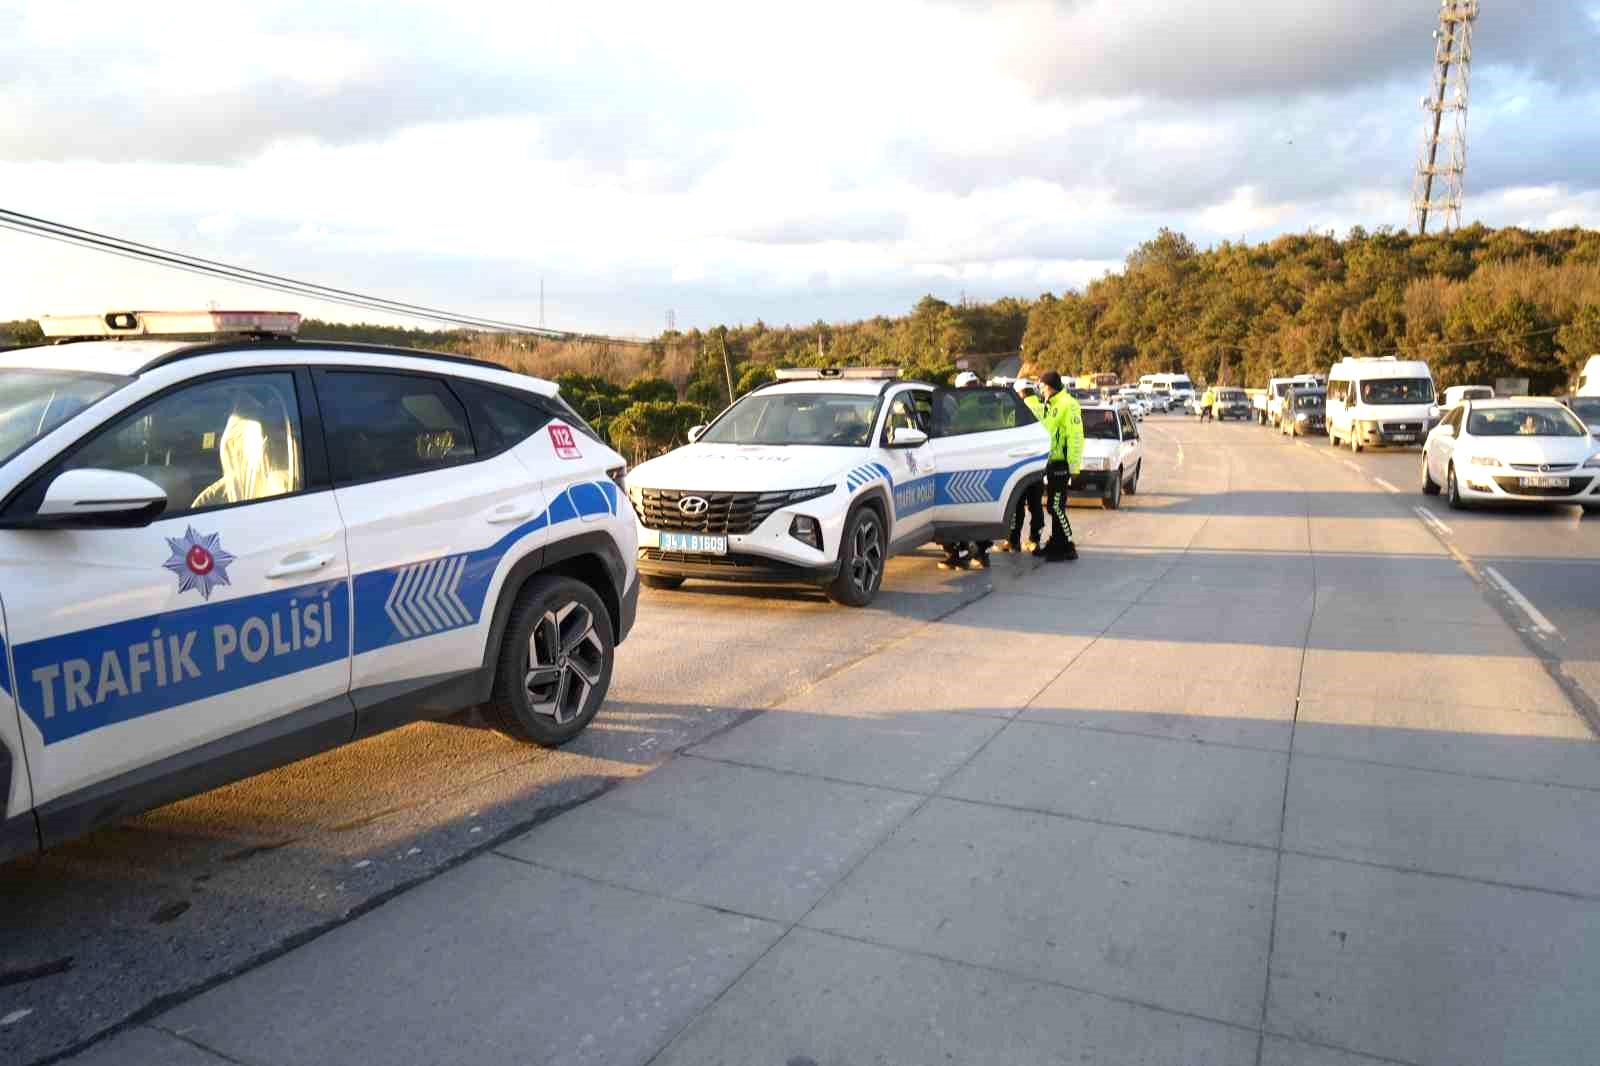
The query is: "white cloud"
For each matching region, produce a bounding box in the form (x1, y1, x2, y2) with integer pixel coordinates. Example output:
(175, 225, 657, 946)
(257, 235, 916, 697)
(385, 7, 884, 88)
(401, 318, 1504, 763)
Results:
(1, 0, 1597, 335)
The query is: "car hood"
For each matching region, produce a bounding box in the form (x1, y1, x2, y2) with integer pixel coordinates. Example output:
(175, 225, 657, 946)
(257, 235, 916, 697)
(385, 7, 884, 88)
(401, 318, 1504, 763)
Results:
(628, 443, 861, 492)
(1466, 436, 1599, 467)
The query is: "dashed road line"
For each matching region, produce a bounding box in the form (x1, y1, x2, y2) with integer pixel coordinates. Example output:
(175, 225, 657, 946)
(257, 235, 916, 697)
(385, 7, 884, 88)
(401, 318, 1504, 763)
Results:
(1373, 477, 1401, 494)
(1413, 506, 1452, 537)
(1483, 566, 1560, 637)
(1341, 459, 1363, 473)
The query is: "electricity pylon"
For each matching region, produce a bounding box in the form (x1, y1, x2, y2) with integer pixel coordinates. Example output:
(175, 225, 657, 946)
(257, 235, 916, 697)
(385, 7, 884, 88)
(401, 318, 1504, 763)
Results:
(1410, 1, 1479, 235)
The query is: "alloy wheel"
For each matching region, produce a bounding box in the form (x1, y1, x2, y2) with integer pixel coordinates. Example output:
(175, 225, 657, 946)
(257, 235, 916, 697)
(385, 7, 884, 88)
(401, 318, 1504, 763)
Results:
(525, 600, 606, 724)
(850, 514, 884, 595)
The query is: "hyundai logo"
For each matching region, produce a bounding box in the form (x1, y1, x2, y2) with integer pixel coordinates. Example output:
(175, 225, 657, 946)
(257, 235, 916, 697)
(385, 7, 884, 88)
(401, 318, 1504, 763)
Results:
(678, 496, 710, 516)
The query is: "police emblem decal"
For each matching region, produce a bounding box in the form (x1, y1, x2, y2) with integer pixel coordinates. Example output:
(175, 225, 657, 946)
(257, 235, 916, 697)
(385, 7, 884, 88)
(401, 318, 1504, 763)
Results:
(163, 526, 236, 600)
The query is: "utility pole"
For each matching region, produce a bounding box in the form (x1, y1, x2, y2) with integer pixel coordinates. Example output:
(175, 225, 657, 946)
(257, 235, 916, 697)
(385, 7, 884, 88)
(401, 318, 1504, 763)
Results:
(720, 333, 735, 403)
(1410, 1, 1479, 235)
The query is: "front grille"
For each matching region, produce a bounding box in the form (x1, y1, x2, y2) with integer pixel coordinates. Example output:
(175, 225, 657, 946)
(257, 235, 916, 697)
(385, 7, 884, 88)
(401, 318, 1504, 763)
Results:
(1380, 421, 1423, 434)
(634, 488, 792, 534)
(641, 548, 756, 569)
(1509, 463, 1576, 473)
(1491, 476, 1593, 497)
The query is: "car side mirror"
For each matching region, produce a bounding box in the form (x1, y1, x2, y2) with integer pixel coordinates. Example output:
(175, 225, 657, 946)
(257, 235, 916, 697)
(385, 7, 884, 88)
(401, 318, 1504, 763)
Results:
(687, 425, 706, 444)
(888, 426, 928, 448)
(14, 469, 168, 529)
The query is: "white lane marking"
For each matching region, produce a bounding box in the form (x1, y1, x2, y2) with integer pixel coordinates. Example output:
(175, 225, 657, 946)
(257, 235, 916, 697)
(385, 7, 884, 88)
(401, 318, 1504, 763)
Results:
(1483, 566, 1560, 637)
(1342, 459, 1363, 473)
(1414, 506, 1452, 536)
(1374, 477, 1401, 494)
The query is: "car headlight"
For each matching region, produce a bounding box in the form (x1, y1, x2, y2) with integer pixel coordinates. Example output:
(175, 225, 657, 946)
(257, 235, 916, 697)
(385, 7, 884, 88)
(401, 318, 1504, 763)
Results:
(1583, 454, 1600, 469)
(1468, 454, 1504, 468)
(1295, 412, 1308, 421)
(785, 484, 837, 505)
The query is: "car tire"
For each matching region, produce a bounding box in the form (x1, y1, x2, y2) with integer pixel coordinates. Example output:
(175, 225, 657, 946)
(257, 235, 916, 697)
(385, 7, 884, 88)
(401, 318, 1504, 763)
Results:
(1104, 469, 1123, 509)
(1421, 454, 1441, 496)
(1446, 463, 1467, 511)
(827, 505, 886, 607)
(481, 574, 615, 747)
(641, 574, 685, 591)
(1351, 431, 1363, 454)
(1126, 461, 1140, 495)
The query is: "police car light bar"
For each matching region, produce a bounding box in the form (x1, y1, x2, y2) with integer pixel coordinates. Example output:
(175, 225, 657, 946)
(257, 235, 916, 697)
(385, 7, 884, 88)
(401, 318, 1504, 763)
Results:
(773, 367, 902, 381)
(38, 310, 303, 339)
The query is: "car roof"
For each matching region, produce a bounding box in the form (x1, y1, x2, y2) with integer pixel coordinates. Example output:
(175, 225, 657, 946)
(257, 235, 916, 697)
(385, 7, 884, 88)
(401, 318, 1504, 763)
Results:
(1467, 397, 1566, 409)
(759, 379, 913, 397)
(0, 338, 557, 396)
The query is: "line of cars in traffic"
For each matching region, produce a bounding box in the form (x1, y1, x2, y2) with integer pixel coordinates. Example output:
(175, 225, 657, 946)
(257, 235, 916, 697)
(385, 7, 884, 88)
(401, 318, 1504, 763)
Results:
(1231, 354, 1600, 513)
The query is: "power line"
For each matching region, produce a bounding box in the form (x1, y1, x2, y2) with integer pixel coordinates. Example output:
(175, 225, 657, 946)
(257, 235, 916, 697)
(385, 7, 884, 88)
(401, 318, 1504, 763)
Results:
(0, 207, 647, 344)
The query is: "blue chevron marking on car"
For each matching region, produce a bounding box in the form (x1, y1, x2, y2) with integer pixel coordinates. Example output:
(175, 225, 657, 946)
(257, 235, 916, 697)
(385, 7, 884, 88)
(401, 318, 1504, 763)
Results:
(932, 453, 1047, 507)
(845, 462, 892, 491)
(352, 479, 617, 654)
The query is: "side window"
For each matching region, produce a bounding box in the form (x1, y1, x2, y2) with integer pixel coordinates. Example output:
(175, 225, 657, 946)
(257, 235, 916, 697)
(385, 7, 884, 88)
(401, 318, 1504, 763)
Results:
(59, 372, 303, 518)
(933, 388, 1025, 437)
(1121, 410, 1138, 438)
(318, 371, 476, 484)
(452, 379, 553, 455)
(880, 392, 926, 445)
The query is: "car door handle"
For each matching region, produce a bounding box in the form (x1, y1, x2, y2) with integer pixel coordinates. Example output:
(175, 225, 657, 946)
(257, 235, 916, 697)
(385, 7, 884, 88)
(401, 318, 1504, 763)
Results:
(487, 504, 536, 524)
(267, 551, 336, 579)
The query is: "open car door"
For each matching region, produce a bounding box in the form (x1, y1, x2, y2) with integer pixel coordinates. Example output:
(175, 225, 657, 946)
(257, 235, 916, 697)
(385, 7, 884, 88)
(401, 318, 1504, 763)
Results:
(928, 386, 1048, 541)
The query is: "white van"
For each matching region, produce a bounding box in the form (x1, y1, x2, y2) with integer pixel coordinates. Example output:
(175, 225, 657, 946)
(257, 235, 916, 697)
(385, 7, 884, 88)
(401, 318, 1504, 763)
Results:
(1139, 373, 1195, 407)
(1326, 356, 1438, 452)
(1578, 355, 1600, 397)
(1442, 384, 1494, 409)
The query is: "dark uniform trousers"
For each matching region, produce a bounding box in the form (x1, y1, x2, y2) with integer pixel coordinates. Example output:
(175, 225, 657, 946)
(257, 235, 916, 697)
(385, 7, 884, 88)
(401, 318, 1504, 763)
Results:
(1043, 461, 1074, 553)
(1011, 482, 1045, 546)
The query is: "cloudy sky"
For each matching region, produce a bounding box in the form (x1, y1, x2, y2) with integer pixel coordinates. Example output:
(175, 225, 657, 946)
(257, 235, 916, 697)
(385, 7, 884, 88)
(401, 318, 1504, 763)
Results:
(3, 0, 1598, 336)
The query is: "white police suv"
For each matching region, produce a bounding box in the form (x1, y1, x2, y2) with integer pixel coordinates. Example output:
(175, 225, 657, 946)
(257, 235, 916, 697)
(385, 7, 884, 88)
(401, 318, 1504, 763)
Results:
(626, 368, 1047, 605)
(0, 311, 637, 861)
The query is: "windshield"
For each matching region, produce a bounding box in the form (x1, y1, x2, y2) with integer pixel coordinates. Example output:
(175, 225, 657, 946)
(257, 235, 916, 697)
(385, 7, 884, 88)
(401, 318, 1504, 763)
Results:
(1218, 390, 1245, 401)
(1567, 398, 1600, 426)
(700, 392, 878, 447)
(1468, 406, 1587, 438)
(1295, 392, 1326, 409)
(0, 368, 128, 468)
(1082, 409, 1121, 440)
(1358, 378, 1434, 404)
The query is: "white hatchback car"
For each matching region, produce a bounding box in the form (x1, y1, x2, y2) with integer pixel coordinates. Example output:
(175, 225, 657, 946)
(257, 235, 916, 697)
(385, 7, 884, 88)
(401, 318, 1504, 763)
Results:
(1422, 397, 1600, 512)
(1071, 404, 1144, 509)
(0, 311, 638, 861)
(626, 369, 1048, 605)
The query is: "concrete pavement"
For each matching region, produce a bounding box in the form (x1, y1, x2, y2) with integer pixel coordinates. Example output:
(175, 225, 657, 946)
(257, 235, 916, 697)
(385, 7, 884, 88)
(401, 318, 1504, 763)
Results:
(45, 418, 1600, 1065)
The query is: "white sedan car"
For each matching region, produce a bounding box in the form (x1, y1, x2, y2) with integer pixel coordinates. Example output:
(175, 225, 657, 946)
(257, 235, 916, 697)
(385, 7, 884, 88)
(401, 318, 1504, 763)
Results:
(1070, 404, 1143, 509)
(1422, 398, 1600, 512)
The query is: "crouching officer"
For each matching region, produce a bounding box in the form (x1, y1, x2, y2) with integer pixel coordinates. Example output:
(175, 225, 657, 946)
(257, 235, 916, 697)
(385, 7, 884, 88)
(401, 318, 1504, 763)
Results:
(1036, 371, 1084, 562)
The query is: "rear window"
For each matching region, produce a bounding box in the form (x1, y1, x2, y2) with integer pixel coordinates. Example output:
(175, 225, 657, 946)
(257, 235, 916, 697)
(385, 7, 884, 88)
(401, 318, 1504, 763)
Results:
(1082, 409, 1120, 440)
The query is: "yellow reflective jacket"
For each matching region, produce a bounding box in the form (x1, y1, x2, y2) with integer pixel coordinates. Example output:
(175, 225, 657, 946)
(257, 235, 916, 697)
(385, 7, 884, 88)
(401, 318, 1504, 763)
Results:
(1043, 391, 1085, 473)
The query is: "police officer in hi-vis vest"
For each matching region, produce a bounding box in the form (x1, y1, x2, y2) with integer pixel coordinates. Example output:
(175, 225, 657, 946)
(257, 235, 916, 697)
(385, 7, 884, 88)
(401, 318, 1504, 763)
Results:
(1035, 371, 1084, 562)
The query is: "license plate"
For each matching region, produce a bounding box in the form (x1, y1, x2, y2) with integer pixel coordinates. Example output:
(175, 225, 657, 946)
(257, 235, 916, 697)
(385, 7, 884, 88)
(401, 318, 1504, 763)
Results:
(1389, 434, 1415, 442)
(660, 532, 728, 554)
(1520, 476, 1569, 488)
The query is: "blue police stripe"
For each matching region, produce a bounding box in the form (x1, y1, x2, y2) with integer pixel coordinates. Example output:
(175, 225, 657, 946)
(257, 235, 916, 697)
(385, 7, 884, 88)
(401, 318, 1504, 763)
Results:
(13, 578, 349, 746)
(350, 479, 615, 655)
(8, 479, 620, 745)
(932, 453, 1046, 506)
(0, 634, 10, 698)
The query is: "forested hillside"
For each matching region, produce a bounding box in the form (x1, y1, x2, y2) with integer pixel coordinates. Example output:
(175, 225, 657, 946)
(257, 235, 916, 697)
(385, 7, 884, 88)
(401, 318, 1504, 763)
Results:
(5, 223, 1596, 459)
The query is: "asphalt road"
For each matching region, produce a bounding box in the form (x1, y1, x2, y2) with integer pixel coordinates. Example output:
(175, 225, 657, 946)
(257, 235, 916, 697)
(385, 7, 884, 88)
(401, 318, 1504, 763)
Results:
(5, 412, 1598, 1065)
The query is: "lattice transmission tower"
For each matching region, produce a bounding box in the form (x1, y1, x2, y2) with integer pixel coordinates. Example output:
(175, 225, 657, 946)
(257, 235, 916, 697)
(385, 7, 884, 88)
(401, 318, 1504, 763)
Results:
(1410, 0, 1479, 234)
